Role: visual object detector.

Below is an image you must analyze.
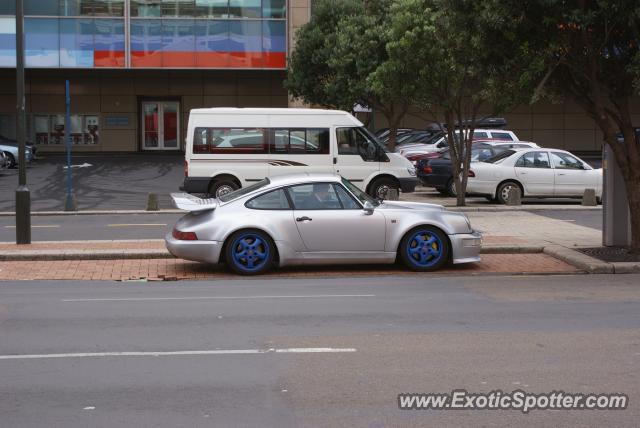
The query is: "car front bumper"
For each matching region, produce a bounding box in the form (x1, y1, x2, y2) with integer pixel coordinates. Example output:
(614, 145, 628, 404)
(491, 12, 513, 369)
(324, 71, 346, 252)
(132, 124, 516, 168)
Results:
(165, 233, 222, 264)
(449, 230, 482, 264)
(398, 177, 419, 193)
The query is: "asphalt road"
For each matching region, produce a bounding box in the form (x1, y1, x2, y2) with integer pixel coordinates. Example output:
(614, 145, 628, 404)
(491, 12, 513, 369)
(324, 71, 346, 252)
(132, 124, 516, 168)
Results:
(0, 213, 181, 241)
(0, 274, 638, 427)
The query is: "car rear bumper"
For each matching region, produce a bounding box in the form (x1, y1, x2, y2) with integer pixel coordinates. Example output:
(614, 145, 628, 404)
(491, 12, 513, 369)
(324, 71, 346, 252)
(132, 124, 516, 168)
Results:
(449, 230, 482, 264)
(398, 177, 419, 193)
(417, 173, 450, 188)
(165, 233, 222, 264)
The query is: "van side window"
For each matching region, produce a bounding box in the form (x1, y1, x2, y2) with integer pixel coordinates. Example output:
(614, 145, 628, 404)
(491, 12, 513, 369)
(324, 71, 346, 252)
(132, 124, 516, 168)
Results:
(269, 128, 329, 155)
(192, 128, 267, 154)
(337, 127, 379, 161)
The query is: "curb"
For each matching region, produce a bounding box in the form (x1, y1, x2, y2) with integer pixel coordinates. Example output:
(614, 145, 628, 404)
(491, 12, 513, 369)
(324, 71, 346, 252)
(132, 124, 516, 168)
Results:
(449, 206, 602, 212)
(0, 209, 183, 217)
(543, 245, 615, 274)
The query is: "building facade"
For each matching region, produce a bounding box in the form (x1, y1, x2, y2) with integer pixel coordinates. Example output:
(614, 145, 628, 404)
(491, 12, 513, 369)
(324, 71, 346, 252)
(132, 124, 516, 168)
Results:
(0, 0, 310, 152)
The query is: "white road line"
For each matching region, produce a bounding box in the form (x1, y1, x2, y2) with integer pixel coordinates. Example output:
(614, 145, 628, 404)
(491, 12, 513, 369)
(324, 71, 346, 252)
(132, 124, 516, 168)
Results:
(62, 294, 376, 302)
(0, 348, 357, 360)
(4, 225, 60, 228)
(107, 224, 167, 227)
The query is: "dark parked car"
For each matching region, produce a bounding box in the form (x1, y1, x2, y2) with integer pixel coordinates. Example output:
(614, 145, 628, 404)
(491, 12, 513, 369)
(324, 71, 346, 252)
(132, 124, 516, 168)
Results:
(0, 134, 38, 160)
(417, 144, 507, 196)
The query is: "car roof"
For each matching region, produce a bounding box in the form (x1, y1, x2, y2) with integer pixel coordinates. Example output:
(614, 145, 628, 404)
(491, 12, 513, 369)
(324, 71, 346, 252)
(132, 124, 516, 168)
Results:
(190, 107, 351, 116)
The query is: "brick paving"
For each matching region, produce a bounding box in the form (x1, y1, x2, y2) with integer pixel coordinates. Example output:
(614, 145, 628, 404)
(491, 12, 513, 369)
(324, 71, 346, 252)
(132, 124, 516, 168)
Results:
(0, 253, 578, 281)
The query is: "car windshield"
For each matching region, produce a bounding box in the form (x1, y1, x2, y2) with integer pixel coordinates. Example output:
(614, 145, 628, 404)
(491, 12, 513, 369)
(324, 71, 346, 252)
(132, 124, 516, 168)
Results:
(482, 150, 516, 164)
(341, 177, 380, 206)
(361, 127, 390, 153)
(218, 178, 270, 202)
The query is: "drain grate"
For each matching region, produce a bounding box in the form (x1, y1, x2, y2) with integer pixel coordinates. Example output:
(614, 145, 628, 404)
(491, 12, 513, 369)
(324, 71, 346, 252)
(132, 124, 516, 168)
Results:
(578, 246, 640, 263)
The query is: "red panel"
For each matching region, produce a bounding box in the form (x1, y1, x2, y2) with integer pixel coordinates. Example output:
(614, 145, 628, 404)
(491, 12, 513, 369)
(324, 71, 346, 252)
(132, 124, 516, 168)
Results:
(195, 52, 230, 68)
(228, 51, 263, 68)
(262, 52, 286, 69)
(162, 51, 196, 68)
(131, 50, 162, 67)
(94, 51, 125, 67)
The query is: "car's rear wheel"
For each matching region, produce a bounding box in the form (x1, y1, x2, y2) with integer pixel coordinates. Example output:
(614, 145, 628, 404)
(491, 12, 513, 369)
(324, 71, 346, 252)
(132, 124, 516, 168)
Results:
(369, 177, 399, 199)
(209, 179, 238, 199)
(225, 229, 275, 275)
(446, 178, 457, 197)
(496, 181, 521, 204)
(399, 226, 450, 271)
(4, 152, 15, 168)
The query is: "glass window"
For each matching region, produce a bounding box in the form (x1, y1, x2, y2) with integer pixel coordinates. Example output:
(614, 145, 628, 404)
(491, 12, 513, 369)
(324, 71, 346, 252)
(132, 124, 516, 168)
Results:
(268, 128, 330, 154)
(470, 147, 494, 161)
(34, 115, 49, 144)
(131, 0, 161, 16)
(194, 0, 227, 17)
(84, 115, 99, 144)
(193, 127, 209, 152)
(192, 128, 266, 154)
(262, 0, 285, 18)
(0, 18, 16, 67)
(287, 183, 343, 210)
(93, 0, 125, 16)
(229, 20, 262, 67)
(334, 184, 360, 209)
(337, 127, 379, 161)
(195, 19, 229, 67)
(0, 3, 15, 14)
(25, 18, 60, 67)
(306, 129, 329, 154)
(262, 20, 285, 68)
(0, 114, 16, 139)
(60, 18, 94, 67)
(131, 19, 162, 66)
(229, 0, 260, 18)
(271, 129, 289, 153)
(245, 189, 291, 210)
(490, 132, 514, 141)
(60, 0, 93, 16)
(473, 131, 489, 139)
(515, 151, 551, 168)
(550, 152, 585, 169)
(289, 129, 305, 153)
(161, 0, 195, 17)
(162, 19, 195, 67)
(94, 19, 125, 66)
(25, 0, 58, 15)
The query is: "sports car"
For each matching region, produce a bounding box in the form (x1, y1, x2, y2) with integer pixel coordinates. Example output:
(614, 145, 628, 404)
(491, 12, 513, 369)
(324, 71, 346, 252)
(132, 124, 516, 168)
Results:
(165, 174, 481, 275)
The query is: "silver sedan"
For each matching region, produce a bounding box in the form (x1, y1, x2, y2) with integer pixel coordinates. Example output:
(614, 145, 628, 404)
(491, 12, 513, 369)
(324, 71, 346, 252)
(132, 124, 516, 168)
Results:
(165, 174, 481, 275)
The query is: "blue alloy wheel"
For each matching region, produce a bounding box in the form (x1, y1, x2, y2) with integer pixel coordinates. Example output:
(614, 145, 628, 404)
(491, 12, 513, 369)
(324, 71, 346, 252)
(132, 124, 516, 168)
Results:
(226, 230, 274, 275)
(400, 226, 449, 271)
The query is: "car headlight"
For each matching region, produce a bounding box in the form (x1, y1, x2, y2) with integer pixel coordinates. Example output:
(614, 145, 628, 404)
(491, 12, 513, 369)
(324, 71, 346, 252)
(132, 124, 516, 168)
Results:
(407, 167, 416, 176)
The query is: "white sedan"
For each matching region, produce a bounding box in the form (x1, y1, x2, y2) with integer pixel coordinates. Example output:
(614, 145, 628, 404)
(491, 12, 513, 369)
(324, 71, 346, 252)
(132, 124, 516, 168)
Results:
(467, 148, 602, 204)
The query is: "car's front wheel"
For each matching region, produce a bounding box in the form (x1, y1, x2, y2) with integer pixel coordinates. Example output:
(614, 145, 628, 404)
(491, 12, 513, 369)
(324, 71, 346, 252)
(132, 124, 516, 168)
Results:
(225, 229, 275, 275)
(399, 226, 450, 271)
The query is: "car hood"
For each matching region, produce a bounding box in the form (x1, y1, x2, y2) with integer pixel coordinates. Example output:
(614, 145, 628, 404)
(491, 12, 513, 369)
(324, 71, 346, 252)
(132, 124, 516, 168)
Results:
(378, 200, 445, 211)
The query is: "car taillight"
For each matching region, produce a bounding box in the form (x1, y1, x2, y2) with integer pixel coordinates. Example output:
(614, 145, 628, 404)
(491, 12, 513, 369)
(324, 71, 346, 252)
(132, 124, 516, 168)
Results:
(468, 170, 475, 177)
(172, 228, 198, 240)
(184, 160, 189, 177)
(422, 165, 433, 174)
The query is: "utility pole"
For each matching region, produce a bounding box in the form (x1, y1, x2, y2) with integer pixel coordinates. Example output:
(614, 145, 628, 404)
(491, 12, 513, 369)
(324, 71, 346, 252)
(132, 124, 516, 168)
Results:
(64, 80, 76, 211)
(15, 0, 31, 244)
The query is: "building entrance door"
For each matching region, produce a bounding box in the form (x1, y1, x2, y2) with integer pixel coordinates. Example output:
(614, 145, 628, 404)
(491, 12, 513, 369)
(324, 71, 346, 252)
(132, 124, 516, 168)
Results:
(141, 101, 180, 150)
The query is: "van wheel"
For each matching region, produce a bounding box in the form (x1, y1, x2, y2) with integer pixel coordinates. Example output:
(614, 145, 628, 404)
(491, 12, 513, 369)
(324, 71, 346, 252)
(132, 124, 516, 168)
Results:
(208, 180, 238, 199)
(369, 177, 399, 199)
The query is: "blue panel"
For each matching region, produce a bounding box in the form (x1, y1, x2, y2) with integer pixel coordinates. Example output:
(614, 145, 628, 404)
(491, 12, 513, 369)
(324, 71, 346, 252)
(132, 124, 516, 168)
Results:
(262, 20, 285, 52)
(25, 0, 58, 15)
(163, 19, 195, 52)
(25, 18, 60, 67)
(195, 20, 230, 52)
(228, 20, 261, 52)
(0, 18, 16, 67)
(130, 19, 162, 52)
(60, 18, 94, 67)
(94, 19, 125, 51)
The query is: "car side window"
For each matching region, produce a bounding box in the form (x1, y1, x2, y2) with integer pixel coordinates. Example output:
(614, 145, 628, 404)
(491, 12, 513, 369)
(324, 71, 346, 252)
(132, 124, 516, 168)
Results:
(550, 152, 584, 170)
(490, 132, 514, 141)
(336, 127, 378, 161)
(473, 131, 489, 139)
(286, 183, 343, 210)
(334, 184, 361, 209)
(245, 189, 291, 210)
(515, 151, 551, 168)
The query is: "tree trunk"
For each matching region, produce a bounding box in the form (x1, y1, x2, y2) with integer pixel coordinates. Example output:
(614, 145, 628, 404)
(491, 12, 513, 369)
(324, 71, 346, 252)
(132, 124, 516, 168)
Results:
(384, 115, 402, 152)
(622, 171, 640, 253)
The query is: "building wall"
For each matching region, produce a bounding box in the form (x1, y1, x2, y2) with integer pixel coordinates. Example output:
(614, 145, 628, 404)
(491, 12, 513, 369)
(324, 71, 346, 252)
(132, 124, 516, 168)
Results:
(0, 68, 288, 152)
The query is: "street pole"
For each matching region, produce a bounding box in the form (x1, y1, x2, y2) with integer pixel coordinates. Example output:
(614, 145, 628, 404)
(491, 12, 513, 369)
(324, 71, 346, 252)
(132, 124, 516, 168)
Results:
(15, 0, 31, 244)
(64, 79, 75, 211)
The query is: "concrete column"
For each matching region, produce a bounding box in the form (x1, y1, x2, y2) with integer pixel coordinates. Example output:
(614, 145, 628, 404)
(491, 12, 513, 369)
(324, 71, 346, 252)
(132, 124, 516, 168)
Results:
(602, 144, 631, 246)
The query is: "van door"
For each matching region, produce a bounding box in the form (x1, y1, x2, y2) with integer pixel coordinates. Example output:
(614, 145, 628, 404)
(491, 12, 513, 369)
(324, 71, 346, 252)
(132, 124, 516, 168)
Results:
(267, 128, 332, 177)
(334, 127, 380, 185)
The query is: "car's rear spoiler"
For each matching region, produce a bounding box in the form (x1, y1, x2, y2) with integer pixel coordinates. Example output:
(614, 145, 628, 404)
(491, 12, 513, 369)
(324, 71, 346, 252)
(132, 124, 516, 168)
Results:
(170, 193, 218, 212)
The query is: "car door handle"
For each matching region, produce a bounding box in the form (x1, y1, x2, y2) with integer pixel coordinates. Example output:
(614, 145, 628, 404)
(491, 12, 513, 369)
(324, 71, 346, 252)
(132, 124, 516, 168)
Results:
(296, 216, 312, 222)
(558, 173, 566, 176)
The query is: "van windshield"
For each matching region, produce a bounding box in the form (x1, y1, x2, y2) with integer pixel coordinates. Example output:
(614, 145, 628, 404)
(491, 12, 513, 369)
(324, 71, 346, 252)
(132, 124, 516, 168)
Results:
(218, 178, 270, 202)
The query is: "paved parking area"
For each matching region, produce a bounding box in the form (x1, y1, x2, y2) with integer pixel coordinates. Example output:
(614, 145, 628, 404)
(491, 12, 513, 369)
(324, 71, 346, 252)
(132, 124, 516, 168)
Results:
(0, 253, 578, 281)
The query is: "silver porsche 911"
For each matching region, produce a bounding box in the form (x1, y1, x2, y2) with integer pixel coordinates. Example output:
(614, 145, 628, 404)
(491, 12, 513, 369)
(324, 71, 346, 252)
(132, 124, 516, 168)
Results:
(165, 173, 481, 275)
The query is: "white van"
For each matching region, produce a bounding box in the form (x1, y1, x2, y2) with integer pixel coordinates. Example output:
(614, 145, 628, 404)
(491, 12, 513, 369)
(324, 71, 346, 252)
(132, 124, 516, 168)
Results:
(182, 108, 418, 198)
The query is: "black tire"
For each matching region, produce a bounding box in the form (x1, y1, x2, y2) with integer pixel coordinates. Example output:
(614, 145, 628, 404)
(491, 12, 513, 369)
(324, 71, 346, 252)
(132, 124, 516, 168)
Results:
(225, 229, 275, 275)
(446, 178, 457, 197)
(496, 181, 521, 204)
(4, 152, 15, 169)
(436, 188, 449, 196)
(208, 179, 239, 199)
(485, 196, 496, 202)
(369, 177, 399, 199)
(398, 226, 450, 272)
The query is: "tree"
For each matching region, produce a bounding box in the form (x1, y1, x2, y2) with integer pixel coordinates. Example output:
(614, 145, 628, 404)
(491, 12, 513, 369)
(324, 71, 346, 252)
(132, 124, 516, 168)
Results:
(381, 0, 536, 205)
(285, 0, 414, 149)
(490, 0, 640, 251)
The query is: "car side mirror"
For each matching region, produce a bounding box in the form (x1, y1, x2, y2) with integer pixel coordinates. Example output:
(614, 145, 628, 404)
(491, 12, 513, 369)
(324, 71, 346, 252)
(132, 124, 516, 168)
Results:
(363, 200, 375, 215)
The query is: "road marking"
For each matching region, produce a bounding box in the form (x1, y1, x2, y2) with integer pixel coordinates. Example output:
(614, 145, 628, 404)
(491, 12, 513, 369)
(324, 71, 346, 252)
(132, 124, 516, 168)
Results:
(62, 294, 376, 302)
(107, 223, 167, 227)
(559, 219, 576, 222)
(4, 225, 60, 228)
(0, 348, 357, 360)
